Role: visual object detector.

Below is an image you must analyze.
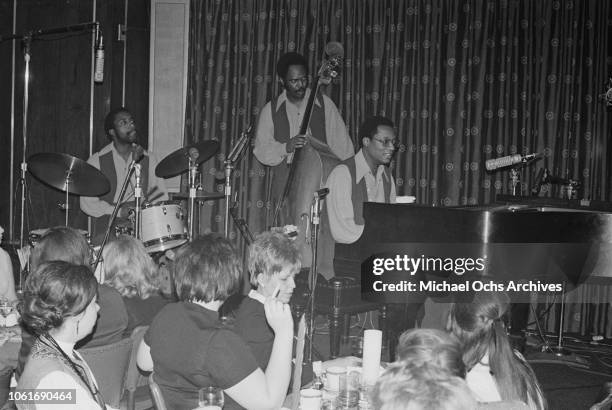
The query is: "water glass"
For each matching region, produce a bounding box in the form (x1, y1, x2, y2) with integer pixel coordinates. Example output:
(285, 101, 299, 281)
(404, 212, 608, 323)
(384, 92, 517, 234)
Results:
(198, 386, 224, 410)
(0, 300, 13, 318)
(299, 388, 322, 410)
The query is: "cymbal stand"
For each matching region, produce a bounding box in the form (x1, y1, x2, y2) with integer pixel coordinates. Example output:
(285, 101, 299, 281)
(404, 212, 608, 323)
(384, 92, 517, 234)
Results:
(134, 164, 142, 239)
(188, 158, 198, 241)
(93, 161, 136, 272)
(18, 35, 32, 250)
(63, 177, 71, 227)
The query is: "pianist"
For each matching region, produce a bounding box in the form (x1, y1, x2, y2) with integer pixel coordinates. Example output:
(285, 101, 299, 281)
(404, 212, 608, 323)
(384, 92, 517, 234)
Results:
(326, 116, 424, 356)
(325, 115, 397, 244)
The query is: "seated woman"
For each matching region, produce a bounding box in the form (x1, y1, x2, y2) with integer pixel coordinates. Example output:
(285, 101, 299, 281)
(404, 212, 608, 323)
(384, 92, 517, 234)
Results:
(0, 225, 17, 302)
(448, 291, 546, 409)
(137, 234, 293, 410)
(102, 235, 173, 336)
(371, 361, 476, 410)
(17, 261, 116, 410)
(395, 328, 466, 379)
(18, 227, 128, 378)
(233, 230, 301, 370)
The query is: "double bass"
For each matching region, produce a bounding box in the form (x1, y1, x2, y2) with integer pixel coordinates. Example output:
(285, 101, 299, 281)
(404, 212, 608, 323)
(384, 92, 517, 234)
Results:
(272, 43, 345, 279)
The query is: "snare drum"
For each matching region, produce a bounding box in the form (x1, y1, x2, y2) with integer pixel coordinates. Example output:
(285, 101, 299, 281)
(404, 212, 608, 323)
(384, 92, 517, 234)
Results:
(140, 201, 188, 253)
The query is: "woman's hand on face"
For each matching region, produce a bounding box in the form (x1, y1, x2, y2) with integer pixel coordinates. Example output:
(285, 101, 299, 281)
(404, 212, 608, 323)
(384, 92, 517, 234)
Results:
(264, 288, 293, 337)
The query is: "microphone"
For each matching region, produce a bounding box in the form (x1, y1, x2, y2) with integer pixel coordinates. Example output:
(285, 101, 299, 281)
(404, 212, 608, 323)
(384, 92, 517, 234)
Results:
(485, 153, 540, 171)
(94, 23, 104, 83)
(324, 42, 344, 59)
(314, 188, 330, 199)
(188, 147, 200, 161)
(131, 144, 144, 163)
(227, 125, 253, 163)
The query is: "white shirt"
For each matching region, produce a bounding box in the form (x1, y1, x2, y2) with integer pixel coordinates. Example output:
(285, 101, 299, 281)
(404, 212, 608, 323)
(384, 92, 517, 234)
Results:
(253, 89, 354, 166)
(80, 142, 169, 218)
(248, 289, 266, 304)
(325, 150, 396, 244)
(465, 354, 502, 403)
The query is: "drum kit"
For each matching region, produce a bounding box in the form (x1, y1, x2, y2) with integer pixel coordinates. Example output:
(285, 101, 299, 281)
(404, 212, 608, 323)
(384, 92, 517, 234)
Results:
(26, 140, 223, 257)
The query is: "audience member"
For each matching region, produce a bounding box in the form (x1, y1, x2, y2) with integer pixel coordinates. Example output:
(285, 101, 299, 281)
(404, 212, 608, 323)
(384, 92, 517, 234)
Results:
(17, 261, 116, 410)
(0, 226, 17, 301)
(102, 235, 173, 336)
(137, 234, 293, 410)
(395, 328, 465, 379)
(370, 361, 477, 410)
(17, 227, 128, 378)
(448, 291, 546, 409)
(234, 231, 301, 370)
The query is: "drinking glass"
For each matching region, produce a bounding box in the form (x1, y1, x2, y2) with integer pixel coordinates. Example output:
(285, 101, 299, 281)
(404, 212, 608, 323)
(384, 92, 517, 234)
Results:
(198, 386, 224, 410)
(0, 300, 13, 318)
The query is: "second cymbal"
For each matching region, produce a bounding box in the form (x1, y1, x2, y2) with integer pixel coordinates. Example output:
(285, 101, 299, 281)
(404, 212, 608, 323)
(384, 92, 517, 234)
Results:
(156, 140, 220, 178)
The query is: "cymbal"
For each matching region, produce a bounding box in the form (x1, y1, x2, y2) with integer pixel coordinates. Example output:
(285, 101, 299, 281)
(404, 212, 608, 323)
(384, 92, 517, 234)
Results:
(155, 140, 220, 178)
(172, 191, 224, 200)
(28, 152, 110, 196)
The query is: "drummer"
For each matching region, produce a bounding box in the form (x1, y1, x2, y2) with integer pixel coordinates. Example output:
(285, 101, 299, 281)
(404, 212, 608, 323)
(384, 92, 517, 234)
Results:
(80, 107, 168, 244)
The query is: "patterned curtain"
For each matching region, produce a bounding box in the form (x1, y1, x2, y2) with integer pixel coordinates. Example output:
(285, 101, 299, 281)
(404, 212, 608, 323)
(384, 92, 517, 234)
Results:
(185, 0, 612, 248)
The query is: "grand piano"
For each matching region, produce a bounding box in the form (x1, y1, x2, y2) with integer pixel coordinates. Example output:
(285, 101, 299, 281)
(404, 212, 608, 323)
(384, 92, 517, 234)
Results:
(309, 198, 612, 357)
(335, 199, 612, 285)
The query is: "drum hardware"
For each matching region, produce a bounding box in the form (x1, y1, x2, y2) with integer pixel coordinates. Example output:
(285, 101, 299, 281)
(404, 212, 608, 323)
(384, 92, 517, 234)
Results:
(140, 201, 188, 253)
(155, 140, 220, 179)
(188, 149, 199, 241)
(27, 153, 110, 226)
(224, 125, 253, 237)
(93, 153, 142, 272)
(156, 140, 220, 240)
(134, 164, 142, 239)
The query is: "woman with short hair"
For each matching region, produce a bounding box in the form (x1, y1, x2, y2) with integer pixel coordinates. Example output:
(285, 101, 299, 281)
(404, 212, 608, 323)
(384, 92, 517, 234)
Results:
(137, 234, 293, 410)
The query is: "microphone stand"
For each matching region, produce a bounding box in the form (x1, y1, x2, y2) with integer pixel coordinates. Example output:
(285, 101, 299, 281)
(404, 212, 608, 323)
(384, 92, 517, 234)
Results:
(510, 168, 521, 196)
(134, 164, 142, 239)
(305, 190, 327, 363)
(93, 161, 137, 272)
(1, 22, 98, 247)
(188, 158, 198, 241)
(224, 126, 252, 238)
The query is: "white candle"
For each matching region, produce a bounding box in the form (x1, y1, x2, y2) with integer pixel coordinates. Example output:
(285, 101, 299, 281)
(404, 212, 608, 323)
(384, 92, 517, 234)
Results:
(362, 329, 382, 386)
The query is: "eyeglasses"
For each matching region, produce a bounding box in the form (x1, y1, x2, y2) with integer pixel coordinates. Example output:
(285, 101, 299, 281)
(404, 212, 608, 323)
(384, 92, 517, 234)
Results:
(117, 118, 135, 127)
(372, 137, 398, 148)
(286, 77, 308, 87)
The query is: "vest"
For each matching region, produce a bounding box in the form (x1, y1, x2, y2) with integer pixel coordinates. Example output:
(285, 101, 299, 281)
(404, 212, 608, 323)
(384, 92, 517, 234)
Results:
(93, 149, 149, 240)
(17, 339, 104, 410)
(271, 91, 327, 145)
(341, 155, 392, 225)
